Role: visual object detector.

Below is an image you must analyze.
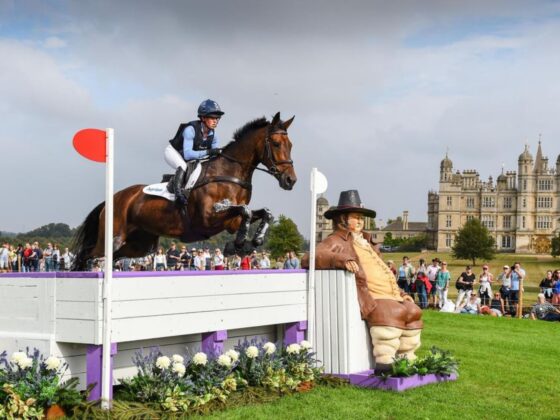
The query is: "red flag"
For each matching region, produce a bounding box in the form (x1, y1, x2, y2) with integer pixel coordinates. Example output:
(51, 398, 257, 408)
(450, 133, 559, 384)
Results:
(73, 128, 107, 162)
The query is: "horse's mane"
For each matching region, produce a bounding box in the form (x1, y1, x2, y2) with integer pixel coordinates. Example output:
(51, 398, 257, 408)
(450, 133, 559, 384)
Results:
(233, 117, 269, 142)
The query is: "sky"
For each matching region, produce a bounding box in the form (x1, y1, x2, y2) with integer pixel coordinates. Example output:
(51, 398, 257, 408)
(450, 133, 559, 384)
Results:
(2, 0, 560, 237)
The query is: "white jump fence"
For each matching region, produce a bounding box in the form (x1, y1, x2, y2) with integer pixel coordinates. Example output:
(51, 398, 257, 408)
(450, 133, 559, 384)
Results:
(0, 269, 371, 399)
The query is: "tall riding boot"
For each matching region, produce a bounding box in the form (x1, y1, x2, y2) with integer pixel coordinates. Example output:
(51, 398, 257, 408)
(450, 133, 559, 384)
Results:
(172, 167, 186, 204)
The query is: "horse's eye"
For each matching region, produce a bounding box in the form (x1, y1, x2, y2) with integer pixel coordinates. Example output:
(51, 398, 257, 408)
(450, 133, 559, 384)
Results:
(272, 141, 281, 148)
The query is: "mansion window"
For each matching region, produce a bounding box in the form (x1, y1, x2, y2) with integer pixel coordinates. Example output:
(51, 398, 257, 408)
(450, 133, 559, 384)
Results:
(501, 235, 512, 249)
(503, 197, 512, 209)
(446, 215, 452, 228)
(522, 198, 526, 208)
(481, 215, 495, 229)
(502, 216, 511, 229)
(537, 216, 552, 229)
(523, 180, 527, 190)
(538, 179, 553, 191)
(522, 216, 526, 229)
(445, 234, 452, 247)
(537, 196, 553, 208)
(482, 197, 495, 208)
(466, 215, 475, 222)
(466, 197, 475, 208)
(446, 196, 452, 207)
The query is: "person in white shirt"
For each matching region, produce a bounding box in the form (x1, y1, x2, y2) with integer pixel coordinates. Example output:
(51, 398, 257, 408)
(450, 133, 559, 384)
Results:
(213, 249, 225, 270)
(426, 259, 440, 308)
(259, 252, 271, 269)
(153, 248, 167, 271)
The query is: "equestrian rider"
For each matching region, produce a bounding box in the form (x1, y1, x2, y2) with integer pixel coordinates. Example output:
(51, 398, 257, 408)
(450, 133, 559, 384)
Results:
(165, 99, 224, 203)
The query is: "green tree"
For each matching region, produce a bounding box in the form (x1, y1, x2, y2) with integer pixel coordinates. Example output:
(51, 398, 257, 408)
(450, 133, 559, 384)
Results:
(551, 234, 560, 258)
(383, 232, 395, 246)
(264, 215, 304, 259)
(451, 218, 495, 266)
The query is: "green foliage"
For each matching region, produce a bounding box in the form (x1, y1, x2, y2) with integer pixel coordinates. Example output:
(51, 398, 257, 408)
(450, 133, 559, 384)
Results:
(384, 234, 428, 251)
(551, 234, 560, 258)
(452, 218, 496, 265)
(414, 346, 459, 376)
(264, 215, 304, 259)
(0, 384, 43, 419)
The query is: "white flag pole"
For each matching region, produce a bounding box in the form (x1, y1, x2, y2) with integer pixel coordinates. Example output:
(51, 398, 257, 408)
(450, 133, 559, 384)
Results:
(101, 128, 114, 409)
(307, 168, 327, 348)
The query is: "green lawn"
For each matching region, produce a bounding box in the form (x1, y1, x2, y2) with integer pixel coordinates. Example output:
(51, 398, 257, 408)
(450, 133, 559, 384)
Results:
(207, 311, 560, 420)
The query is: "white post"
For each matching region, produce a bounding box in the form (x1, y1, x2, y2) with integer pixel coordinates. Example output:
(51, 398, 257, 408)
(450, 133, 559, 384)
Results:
(307, 168, 327, 349)
(101, 128, 114, 409)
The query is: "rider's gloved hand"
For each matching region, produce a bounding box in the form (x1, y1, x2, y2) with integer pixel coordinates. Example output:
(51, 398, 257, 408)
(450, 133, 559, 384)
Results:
(208, 148, 222, 157)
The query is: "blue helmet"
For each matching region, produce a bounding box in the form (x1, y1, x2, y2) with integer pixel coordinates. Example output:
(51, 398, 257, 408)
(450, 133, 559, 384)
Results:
(197, 99, 224, 117)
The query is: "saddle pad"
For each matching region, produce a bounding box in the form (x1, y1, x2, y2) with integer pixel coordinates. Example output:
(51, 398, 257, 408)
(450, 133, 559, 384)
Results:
(143, 163, 203, 201)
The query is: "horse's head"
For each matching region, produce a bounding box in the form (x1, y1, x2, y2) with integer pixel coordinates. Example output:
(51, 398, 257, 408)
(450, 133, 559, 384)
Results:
(262, 112, 297, 190)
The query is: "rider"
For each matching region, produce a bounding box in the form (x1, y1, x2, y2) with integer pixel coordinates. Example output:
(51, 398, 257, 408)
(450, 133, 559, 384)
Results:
(165, 99, 224, 203)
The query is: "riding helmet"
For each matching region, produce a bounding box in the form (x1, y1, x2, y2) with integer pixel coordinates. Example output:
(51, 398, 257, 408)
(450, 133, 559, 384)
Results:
(197, 99, 225, 117)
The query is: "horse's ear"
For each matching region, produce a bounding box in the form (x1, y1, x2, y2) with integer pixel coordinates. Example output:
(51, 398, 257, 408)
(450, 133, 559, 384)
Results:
(282, 115, 295, 130)
(271, 112, 281, 127)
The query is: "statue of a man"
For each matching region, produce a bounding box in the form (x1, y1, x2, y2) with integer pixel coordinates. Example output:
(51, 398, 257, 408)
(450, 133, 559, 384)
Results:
(302, 190, 423, 373)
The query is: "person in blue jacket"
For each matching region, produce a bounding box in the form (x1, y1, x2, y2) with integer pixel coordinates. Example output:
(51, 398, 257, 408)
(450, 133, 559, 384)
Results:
(164, 99, 224, 203)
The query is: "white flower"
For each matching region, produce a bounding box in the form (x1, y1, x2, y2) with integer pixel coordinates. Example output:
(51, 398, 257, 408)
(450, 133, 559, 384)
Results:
(245, 346, 259, 359)
(172, 354, 184, 364)
(10, 352, 27, 365)
(156, 356, 171, 370)
(192, 352, 207, 366)
(263, 342, 276, 355)
(286, 343, 301, 354)
(225, 349, 239, 362)
(18, 357, 33, 369)
(217, 354, 232, 368)
(45, 356, 61, 371)
(300, 340, 312, 350)
(172, 363, 186, 377)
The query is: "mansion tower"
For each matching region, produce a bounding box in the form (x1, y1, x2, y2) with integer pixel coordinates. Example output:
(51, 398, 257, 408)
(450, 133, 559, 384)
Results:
(427, 142, 560, 253)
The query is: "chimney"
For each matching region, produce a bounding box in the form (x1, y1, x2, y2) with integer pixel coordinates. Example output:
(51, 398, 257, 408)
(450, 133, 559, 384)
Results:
(403, 211, 409, 231)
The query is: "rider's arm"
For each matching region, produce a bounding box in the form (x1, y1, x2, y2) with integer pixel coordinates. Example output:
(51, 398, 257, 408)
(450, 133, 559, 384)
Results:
(182, 126, 209, 160)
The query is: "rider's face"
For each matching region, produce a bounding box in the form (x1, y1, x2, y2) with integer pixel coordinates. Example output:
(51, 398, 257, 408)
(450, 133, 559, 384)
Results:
(346, 212, 365, 233)
(202, 116, 220, 130)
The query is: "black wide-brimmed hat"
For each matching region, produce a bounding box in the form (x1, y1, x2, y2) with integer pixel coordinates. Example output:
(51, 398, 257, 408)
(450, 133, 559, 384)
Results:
(324, 190, 376, 220)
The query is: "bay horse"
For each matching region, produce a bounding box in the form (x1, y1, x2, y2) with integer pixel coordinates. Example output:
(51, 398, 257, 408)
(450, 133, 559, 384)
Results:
(71, 112, 296, 271)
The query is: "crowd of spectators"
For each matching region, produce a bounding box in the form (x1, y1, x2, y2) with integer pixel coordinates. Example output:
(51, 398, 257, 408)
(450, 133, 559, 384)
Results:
(0, 241, 301, 273)
(386, 255, 560, 321)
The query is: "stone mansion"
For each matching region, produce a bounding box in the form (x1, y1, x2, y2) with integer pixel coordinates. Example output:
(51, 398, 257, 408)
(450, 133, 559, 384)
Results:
(427, 142, 560, 253)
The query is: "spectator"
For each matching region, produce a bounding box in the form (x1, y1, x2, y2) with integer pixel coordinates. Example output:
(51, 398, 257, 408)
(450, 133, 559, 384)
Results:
(426, 258, 440, 308)
(153, 248, 167, 271)
(52, 244, 61, 271)
(435, 261, 450, 309)
(509, 262, 526, 317)
(415, 272, 431, 309)
(229, 254, 241, 270)
(166, 242, 180, 270)
(193, 249, 205, 270)
(203, 248, 212, 271)
(179, 246, 190, 270)
(539, 271, 554, 301)
(61, 248, 74, 271)
(250, 250, 260, 269)
(283, 251, 300, 269)
(240, 252, 251, 270)
(29, 242, 41, 272)
(386, 260, 397, 278)
(213, 248, 225, 270)
(458, 293, 480, 315)
(0, 243, 9, 273)
(481, 292, 505, 317)
(14, 244, 23, 272)
(497, 265, 511, 313)
(478, 265, 494, 306)
(188, 248, 197, 270)
(530, 293, 560, 322)
(397, 256, 415, 294)
(259, 252, 271, 269)
(455, 265, 475, 308)
(552, 270, 560, 305)
(43, 243, 54, 272)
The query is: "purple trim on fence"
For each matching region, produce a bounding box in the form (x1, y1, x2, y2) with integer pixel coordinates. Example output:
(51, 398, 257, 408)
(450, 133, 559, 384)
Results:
(349, 370, 458, 391)
(0, 269, 306, 279)
(284, 320, 308, 345)
(201, 330, 228, 355)
(86, 343, 118, 401)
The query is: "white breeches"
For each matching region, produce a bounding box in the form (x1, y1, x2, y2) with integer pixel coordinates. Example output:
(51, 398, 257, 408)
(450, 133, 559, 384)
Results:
(164, 145, 187, 170)
(370, 326, 422, 365)
(397, 329, 421, 361)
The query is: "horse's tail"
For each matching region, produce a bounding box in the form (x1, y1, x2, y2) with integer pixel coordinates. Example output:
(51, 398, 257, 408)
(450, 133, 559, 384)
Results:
(71, 201, 105, 271)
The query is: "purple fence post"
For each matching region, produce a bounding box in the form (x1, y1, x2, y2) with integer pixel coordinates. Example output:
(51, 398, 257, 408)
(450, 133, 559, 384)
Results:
(201, 330, 228, 355)
(284, 320, 308, 345)
(86, 343, 118, 402)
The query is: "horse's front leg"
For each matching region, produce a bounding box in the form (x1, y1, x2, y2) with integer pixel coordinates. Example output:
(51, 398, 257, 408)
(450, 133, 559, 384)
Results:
(250, 208, 274, 247)
(214, 200, 252, 248)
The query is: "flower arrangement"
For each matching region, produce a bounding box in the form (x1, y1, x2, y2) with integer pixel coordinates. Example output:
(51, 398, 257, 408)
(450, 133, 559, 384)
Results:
(0, 348, 82, 418)
(117, 339, 322, 414)
(377, 346, 460, 379)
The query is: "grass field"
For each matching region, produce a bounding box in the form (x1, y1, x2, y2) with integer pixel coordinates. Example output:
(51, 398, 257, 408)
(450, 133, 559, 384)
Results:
(207, 311, 560, 420)
(381, 251, 560, 305)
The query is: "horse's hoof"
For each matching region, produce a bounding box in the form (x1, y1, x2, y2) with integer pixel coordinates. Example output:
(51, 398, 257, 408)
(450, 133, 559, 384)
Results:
(252, 237, 263, 247)
(223, 241, 237, 257)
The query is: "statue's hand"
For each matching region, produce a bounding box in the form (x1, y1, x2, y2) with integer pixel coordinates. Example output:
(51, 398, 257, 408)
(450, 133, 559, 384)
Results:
(403, 295, 414, 303)
(345, 260, 360, 273)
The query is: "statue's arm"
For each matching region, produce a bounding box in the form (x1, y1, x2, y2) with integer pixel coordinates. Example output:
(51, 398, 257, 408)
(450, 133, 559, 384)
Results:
(302, 241, 353, 271)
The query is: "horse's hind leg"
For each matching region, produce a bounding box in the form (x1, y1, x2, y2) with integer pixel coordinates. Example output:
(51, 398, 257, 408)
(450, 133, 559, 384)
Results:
(250, 208, 274, 247)
(114, 229, 159, 260)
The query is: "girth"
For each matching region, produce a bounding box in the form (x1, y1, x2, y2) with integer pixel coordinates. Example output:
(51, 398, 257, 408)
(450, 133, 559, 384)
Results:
(194, 175, 252, 191)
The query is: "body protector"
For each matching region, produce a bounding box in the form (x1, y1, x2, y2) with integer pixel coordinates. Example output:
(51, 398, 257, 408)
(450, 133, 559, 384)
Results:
(169, 120, 214, 158)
